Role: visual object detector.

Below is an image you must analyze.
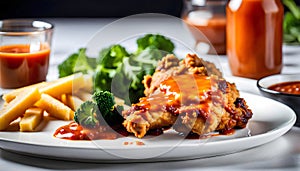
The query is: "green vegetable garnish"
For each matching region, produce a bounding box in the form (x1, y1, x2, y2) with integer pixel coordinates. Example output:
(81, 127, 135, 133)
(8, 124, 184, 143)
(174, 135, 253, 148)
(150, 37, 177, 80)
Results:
(92, 91, 124, 125)
(74, 91, 124, 128)
(283, 0, 300, 44)
(136, 34, 175, 54)
(74, 101, 99, 128)
(97, 45, 129, 69)
(58, 48, 95, 78)
(58, 34, 175, 104)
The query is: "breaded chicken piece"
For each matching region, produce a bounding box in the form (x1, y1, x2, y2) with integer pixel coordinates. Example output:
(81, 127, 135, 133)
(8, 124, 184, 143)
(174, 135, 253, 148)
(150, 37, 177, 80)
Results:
(143, 54, 222, 96)
(123, 110, 177, 138)
(123, 74, 227, 138)
(123, 54, 253, 138)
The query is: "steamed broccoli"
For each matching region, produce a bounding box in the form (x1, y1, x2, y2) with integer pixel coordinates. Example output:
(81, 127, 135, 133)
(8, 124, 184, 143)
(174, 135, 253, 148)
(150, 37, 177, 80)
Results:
(58, 48, 95, 78)
(93, 45, 129, 92)
(111, 56, 153, 104)
(92, 91, 115, 117)
(74, 101, 99, 128)
(136, 34, 175, 54)
(93, 65, 116, 92)
(59, 34, 175, 105)
(92, 91, 124, 125)
(97, 45, 129, 68)
(73, 91, 124, 127)
(111, 46, 167, 104)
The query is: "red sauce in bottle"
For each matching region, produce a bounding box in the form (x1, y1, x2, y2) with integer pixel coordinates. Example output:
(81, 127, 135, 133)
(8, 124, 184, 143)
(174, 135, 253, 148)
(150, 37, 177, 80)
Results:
(268, 81, 300, 95)
(226, 0, 283, 79)
(0, 44, 50, 88)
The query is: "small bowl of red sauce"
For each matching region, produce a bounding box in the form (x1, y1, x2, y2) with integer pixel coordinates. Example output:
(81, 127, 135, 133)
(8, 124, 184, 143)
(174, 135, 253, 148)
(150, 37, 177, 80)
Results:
(0, 19, 54, 89)
(257, 74, 300, 126)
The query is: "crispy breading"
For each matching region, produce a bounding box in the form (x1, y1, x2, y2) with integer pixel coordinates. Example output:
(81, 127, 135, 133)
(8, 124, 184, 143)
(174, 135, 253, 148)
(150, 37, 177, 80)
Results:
(123, 53, 253, 138)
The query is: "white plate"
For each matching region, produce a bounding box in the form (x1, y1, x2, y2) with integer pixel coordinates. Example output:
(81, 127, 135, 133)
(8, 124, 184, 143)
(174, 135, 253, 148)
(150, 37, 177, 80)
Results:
(225, 76, 259, 95)
(0, 92, 296, 163)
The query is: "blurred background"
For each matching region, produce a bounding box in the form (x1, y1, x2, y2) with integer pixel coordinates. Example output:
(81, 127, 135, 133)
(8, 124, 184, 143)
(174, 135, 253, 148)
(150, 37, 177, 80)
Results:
(1, 0, 300, 19)
(2, 0, 300, 19)
(0, 0, 184, 19)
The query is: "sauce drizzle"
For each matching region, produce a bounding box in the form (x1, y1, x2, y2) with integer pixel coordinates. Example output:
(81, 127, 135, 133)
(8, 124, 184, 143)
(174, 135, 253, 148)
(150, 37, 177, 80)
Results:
(54, 122, 128, 140)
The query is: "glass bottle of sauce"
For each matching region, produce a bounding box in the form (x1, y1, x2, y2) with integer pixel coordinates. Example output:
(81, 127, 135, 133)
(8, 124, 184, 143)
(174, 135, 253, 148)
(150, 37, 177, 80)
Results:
(183, 0, 227, 55)
(226, 0, 284, 79)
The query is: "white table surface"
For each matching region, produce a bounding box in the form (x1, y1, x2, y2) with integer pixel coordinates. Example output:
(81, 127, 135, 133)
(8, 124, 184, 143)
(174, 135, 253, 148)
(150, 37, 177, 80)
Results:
(1, 18, 300, 171)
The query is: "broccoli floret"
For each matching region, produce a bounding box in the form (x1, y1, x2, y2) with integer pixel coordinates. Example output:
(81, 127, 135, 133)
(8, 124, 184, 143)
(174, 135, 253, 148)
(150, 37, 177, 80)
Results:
(98, 45, 129, 68)
(93, 35, 175, 103)
(58, 48, 95, 78)
(92, 91, 115, 117)
(74, 101, 99, 128)
(111, 47, 163, 104)
(93, 65, 116, 92)
(74, 91, 124, 128)
(136, 34, 175, 54)
(92, 91, 124, 125)
(134, 46, 167, 64)
(93, 45, 129, 92)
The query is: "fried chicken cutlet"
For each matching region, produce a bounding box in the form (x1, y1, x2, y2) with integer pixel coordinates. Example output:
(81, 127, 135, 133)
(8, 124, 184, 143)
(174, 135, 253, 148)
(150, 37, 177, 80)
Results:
(122, 54, 253, 138)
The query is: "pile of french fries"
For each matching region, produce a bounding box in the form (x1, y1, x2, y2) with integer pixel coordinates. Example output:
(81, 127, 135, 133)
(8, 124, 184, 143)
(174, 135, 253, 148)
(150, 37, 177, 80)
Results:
(0, 73, 93, 132)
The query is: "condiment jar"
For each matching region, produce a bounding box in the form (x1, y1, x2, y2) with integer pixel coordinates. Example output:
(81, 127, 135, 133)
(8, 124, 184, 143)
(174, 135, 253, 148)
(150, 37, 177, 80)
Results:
(0, 19, 54, 89)
(182, 0, 227, 55)
(226, 0, 284, 79)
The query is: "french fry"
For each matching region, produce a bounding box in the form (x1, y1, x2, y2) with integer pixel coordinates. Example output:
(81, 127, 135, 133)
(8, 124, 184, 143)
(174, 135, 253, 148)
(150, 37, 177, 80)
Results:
(19, 107, 44, 132)
(0, 73, 94, 133)
(35, 94, 74, 120)
(66, 95, 84, 111)
(39, 73, 84, 99)
(0, 88, 41, 131)
(3, 73, 91, 103)
(61, 94, 83, 111)
(61, 94, 68, 105)
(2, 82, 47, 103)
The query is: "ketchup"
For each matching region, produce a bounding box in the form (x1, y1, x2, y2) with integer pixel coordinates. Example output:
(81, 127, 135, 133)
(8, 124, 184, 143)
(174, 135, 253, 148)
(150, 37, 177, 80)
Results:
(226, 0, 284, 79)
(0, 44, 50, 88)
(269, 81, 300, 95)
(54, 122, 90, 140)
(54, 122, 129, 140)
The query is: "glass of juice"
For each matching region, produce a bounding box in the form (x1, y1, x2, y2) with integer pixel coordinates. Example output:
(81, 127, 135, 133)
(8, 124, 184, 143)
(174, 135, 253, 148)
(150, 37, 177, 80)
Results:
(182, 0, 227, 55)
(0, 19, 54, 89)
